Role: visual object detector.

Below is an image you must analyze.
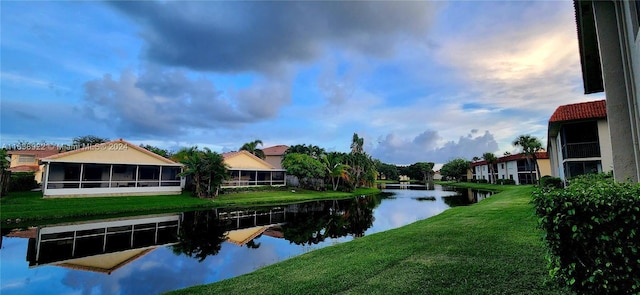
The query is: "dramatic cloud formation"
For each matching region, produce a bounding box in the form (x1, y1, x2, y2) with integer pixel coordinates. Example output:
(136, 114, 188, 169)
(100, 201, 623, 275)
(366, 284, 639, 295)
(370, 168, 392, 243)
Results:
(371, 129, 499, 164)
(1, 1, 597, 164)
(109, 1, 441, 72)
(83, 67, 291, 137)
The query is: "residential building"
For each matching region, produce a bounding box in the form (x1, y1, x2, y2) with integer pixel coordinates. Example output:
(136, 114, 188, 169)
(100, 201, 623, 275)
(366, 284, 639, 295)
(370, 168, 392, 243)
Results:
(547, 100, 613, 182)
(262, 145, 288, 169)
(574, 0, 640, 182)
(40, 139, 183, 198)
(222, 150, 287, 187)
(7, 146, 60, 183)
(471, 152, 550, 185)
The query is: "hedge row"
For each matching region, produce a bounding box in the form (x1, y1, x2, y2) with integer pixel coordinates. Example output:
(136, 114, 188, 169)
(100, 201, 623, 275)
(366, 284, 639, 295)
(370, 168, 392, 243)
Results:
(532, 174, 640, 294)
(8, 172, 38, 192)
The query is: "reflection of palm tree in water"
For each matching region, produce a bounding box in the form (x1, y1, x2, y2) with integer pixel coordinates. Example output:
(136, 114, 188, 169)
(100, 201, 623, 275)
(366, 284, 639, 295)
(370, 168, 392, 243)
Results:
(172, 209, 229, 262)
(245, 234, 262, 249)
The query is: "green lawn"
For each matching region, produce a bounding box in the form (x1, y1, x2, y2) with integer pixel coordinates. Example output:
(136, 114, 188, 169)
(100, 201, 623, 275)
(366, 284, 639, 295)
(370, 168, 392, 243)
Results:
(167, 183, 568, 295)
(0, 187, 378, 227)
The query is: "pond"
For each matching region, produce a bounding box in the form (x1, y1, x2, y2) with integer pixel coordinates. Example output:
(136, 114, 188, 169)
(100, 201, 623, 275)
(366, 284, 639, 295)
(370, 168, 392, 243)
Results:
(0, 185, 492, 295)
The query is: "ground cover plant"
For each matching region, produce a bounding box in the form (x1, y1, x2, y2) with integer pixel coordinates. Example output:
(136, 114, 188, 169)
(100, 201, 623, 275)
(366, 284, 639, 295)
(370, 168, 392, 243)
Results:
(168, 183, 567, 295)
(532, 173, 640, 294)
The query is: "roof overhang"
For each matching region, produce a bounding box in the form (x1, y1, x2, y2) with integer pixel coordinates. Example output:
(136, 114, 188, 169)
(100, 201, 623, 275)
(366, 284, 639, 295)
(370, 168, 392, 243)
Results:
(575, 0, 604, 94)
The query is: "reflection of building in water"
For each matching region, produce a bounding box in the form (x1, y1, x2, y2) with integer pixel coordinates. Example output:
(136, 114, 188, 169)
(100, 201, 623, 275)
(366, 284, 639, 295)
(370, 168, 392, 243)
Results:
(218, 207, 287, 246)
(26, 214, 180, 274)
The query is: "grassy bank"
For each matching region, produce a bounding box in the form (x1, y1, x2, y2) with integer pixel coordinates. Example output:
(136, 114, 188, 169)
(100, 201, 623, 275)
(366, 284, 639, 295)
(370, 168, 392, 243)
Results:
(169, 184, 567, 295)
(0, 187, 378, 227)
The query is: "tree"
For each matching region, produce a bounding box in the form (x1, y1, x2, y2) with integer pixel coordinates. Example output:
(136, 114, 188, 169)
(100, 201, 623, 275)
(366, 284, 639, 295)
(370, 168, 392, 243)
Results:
(179, 147, 229, 198)
(350, 133, 364, 154)
(282, 153, 325, 190)
(284, 144, 325, 159)
(513, 135, 543, 184)
(374, 160, 400, 181)
(472, 156, 481, 162)
(406, 162, 435, 183)
(0, 149, 10, 196)
(482, 152, 498, 184)
(140, 144, 170, 158)
(440, 158, 471, 181)
(71, 135, 109, 147)
(240, 139, 265, 159)
(322, 152, 351, 191)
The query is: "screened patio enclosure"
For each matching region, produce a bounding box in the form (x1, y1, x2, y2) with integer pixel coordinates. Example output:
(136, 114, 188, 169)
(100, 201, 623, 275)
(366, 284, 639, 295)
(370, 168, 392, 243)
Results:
(224, 169, 286, 187)
(42, 162, 183, 197)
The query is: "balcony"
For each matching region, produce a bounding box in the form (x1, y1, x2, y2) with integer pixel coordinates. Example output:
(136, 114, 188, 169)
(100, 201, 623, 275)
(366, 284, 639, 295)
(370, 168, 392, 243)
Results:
(562, 142, 600, 159)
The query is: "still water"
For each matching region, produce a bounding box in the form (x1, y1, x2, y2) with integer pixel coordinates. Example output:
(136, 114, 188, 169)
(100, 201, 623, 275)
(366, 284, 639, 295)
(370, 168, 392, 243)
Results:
(0, 185, 490, 295)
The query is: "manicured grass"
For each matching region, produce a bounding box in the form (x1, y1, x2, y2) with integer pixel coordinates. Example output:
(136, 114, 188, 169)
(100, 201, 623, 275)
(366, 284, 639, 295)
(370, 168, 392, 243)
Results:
(0, 187, 378, 227)
(167, 184, 567, 295)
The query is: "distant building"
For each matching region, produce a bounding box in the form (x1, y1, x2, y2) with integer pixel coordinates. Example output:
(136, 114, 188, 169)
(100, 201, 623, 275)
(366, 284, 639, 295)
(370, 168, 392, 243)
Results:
(222, 150, 286, 187)
(262, 145, 289, 169)
(7, 146, 60, 183)
(547, 100, 613, 182)
(471, 152, 550, 185)
(574, 0, 640, 181)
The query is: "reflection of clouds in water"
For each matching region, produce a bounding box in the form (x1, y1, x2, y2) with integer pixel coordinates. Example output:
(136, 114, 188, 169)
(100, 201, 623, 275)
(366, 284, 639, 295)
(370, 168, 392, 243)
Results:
(371, 190, 453, 232)
(7, 187, 465, 294)
(61, 247, 211, 295)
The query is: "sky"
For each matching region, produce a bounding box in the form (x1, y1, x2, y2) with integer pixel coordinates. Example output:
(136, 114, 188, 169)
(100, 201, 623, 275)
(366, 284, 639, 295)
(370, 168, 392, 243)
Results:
(0, 0, 604, 165)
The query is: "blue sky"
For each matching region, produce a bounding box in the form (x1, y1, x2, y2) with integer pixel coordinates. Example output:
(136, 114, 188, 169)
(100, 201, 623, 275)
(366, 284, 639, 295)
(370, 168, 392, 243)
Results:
(0, 1, 604, 164)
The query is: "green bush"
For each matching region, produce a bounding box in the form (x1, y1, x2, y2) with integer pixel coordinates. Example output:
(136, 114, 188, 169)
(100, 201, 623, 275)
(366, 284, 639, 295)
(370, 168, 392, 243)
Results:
(477, 179, 488, 184)
(220, 185, 288, 194)
(539, 175, 563, 189)
(532, 174, 640, 294)
(496, 179, 515, 185)
(8, 172, 38, 192)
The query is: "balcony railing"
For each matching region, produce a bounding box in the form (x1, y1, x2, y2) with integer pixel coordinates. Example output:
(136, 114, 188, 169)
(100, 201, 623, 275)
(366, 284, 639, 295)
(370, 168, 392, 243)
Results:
(562, 142, 600, 159)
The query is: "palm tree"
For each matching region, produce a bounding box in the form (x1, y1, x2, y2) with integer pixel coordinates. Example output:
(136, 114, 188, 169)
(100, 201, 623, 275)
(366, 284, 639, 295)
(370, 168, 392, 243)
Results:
(482, 152, 498, 184)
(322, 152, 351, 191)
(350, 133, 364, 154)
(240, 140, 265, 159)
(179, 148, 229, 198)
(513, 135, 543, 184)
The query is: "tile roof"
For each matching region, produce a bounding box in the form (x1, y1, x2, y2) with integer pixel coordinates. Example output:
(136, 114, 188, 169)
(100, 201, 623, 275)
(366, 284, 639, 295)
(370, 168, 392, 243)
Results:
(549, 99, 606, 123)
(222, 150, 276, 169)
(7, 146, 60, 158)
(262, 145, 289, 156)
(42, 139, 179, 164)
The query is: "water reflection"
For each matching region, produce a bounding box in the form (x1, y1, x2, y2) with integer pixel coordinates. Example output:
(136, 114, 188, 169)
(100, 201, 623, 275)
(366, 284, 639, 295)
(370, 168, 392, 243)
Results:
(1, 185, 491, 295)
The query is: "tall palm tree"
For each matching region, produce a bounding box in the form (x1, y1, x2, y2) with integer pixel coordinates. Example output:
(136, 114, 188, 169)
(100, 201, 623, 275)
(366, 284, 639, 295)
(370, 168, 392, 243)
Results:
(482, 152, 498, 184)
(513, 135, 543, 184)
(350, 133, 364, 154)
(240, 140, 265, 159)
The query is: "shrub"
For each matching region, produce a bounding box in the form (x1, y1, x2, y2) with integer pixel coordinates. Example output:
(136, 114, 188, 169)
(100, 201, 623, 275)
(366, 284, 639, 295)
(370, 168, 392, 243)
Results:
(539, 175, 563, 189)
(495, 179, 515, 185)
(477, 179, 488, 184)
(532, 174, 640, 294)
(8, 172, 38, 192)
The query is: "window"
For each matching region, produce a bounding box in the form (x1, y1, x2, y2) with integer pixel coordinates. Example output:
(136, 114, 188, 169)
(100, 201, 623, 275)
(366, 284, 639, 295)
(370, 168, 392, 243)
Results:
(634, 0, 640, 37)
(18, 155, 36, 163)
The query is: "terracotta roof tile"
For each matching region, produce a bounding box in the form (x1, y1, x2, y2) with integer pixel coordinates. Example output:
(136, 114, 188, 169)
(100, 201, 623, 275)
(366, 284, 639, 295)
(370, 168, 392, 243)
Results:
(262, 145, 289, 156)
(549, 100, 606, 123)
(7, 146, 60, 158)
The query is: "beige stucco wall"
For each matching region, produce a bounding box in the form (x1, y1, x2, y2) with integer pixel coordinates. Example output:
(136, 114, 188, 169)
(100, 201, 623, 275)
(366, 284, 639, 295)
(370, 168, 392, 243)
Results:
(536, 158, 552, 177)
(598, 119, 614, 172)
(225, 153, 272, 169)
(9, 154, 37, 167)
(49, 146, 173, 165)
(264, 155, 283, 169)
